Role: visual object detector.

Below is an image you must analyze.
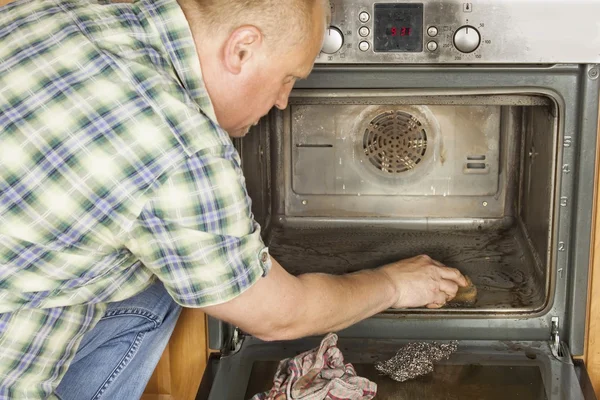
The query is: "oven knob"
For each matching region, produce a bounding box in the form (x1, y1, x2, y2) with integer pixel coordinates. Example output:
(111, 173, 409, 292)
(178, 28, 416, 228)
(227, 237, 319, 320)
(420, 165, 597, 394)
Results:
(321, 26, 344, 54)
(453, 25, 480, 53)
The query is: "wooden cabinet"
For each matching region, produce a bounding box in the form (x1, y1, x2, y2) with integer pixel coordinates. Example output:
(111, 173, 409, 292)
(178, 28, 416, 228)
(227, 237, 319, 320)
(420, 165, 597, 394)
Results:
(142, 309, 208, 400)
(583, 101, 600, 395)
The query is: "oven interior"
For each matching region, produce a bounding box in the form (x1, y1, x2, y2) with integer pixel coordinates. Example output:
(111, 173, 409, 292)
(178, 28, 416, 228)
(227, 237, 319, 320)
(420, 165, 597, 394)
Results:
(239, 93, 559, 315)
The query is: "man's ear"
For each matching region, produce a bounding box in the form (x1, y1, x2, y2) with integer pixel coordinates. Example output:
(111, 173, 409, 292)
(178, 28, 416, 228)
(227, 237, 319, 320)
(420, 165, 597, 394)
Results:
(222, 26, 263, 75)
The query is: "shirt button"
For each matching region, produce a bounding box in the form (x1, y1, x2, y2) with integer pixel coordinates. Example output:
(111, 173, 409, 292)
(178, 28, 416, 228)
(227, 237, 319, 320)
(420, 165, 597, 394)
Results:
(260, 251, 269, 264)
(258, 248, 272, 275)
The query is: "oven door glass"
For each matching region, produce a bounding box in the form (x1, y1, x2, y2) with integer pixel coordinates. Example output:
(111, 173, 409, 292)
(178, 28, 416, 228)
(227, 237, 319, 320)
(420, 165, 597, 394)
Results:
(203, 336, 590, 400)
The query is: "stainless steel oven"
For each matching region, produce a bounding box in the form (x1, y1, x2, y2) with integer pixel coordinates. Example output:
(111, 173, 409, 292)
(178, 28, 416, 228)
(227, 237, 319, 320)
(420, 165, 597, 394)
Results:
(200, 1, 600, 398)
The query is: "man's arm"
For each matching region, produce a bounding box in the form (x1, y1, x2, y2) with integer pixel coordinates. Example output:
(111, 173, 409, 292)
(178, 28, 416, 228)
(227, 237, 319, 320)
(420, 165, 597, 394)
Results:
(125, 148, 466, 341)
(203, 254, 467, 341)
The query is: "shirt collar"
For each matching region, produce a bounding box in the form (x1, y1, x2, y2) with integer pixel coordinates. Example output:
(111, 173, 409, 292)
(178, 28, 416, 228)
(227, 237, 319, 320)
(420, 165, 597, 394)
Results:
(138, 0, 228, 153)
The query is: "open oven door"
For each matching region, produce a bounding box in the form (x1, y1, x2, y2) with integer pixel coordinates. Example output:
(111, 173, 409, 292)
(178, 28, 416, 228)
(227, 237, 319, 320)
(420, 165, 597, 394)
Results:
(196, 330, 597, 400)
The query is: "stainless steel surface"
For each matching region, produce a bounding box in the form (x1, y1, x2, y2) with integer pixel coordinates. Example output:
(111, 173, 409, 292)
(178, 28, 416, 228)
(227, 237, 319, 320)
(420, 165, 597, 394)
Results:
(207, 63, 600, 398)
(269, 92, 554, 314)
(568, 65, 600, 355)
(520, 106, 557, 275)
(281, 93, 543, 219)
(453, 25, 480, 53)
(321, 26, 344, 54)
(319, 0, 600, 63)
(358, 10, 370, 22)
(232, 65, 599, 355)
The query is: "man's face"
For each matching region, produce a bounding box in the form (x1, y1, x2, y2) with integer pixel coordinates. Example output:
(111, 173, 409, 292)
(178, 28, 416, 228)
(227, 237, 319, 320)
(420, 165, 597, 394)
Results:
(209, 4, 326, 137)
(225, 45, 320, 137)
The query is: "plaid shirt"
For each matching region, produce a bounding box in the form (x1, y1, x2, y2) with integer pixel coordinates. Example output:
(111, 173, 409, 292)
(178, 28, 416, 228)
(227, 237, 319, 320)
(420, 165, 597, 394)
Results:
(0, 0, 271, 397)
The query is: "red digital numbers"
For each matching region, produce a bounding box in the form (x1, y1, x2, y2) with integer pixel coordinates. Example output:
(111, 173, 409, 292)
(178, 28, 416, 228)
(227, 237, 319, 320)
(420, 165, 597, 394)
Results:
(390, 27, 411, 36)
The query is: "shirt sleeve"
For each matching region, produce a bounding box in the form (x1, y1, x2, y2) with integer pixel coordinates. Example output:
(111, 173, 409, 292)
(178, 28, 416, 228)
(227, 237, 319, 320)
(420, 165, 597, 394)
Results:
(124, 145, 271, 307)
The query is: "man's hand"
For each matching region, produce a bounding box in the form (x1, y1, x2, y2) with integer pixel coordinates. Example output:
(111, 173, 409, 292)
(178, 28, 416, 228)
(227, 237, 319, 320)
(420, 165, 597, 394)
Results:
(379, 255, 468, 309)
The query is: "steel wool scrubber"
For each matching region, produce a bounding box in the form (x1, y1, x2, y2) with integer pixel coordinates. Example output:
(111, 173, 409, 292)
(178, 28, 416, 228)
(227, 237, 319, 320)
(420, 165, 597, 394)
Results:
(374, 341, 459, 382)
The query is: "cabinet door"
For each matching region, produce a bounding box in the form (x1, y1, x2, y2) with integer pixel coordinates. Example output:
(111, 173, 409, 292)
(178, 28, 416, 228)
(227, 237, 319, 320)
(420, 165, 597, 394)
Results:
(584, 105, 600, 398)
(143, 309, 208, 400)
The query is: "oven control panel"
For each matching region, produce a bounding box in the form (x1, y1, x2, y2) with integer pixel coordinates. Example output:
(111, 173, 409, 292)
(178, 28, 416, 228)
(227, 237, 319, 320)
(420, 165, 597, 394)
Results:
(318, 0, 600, 63)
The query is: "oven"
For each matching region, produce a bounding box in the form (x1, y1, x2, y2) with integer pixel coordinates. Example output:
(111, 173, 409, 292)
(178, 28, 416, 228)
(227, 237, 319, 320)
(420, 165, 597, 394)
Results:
(199, 1, 600, 399)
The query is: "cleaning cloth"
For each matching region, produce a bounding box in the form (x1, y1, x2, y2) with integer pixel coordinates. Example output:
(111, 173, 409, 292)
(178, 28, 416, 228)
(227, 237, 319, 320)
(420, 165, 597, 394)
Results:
(251, 333, 377, 400)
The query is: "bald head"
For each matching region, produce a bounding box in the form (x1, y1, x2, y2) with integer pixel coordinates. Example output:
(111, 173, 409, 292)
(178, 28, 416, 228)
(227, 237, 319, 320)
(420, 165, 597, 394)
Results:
(177, 0, 328, 137)
(178, 0, 330, 50)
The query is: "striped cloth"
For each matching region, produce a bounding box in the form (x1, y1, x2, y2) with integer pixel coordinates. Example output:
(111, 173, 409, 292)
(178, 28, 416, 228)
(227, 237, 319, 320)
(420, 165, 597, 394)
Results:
(0, 0, 270, 397)
(252, 333, 377, 400)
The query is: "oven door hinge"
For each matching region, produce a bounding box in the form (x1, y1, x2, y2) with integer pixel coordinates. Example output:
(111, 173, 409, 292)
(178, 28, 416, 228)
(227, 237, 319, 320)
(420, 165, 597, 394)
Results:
(551, 316, 560, 352)
(550, 316, 572, 362)
(224, 327, 245, 356)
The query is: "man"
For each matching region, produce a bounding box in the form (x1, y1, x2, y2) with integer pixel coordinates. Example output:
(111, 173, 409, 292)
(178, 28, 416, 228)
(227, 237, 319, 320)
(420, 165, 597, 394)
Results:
(0, 0, 467, 398)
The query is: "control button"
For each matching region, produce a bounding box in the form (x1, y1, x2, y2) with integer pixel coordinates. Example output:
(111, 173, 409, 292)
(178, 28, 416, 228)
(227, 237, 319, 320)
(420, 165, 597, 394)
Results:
(359, 26, 370, 37)
(453, 25, 480, 53)
(427, 41, 438, 51)
(427, 26, 438, 37)
(359, 11, 370, 23)
(321, 26, 344, 54)
(359, 41, 370, 52)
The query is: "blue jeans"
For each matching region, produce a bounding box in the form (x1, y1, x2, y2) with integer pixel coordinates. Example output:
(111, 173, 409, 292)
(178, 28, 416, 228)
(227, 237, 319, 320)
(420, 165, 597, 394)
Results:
(55, 281, 181, 400)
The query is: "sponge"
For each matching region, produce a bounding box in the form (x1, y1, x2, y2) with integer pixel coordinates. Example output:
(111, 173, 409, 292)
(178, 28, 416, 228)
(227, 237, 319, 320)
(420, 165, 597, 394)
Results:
(448, 275, 477, 306)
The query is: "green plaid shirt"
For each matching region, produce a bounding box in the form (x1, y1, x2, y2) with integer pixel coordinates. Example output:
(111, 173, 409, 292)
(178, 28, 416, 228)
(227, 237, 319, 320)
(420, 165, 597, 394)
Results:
(0, 0, 271, 397)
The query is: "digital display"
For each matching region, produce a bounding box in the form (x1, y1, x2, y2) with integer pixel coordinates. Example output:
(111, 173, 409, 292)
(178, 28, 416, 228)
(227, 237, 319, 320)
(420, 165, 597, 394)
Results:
(374, 3, 423, 52)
